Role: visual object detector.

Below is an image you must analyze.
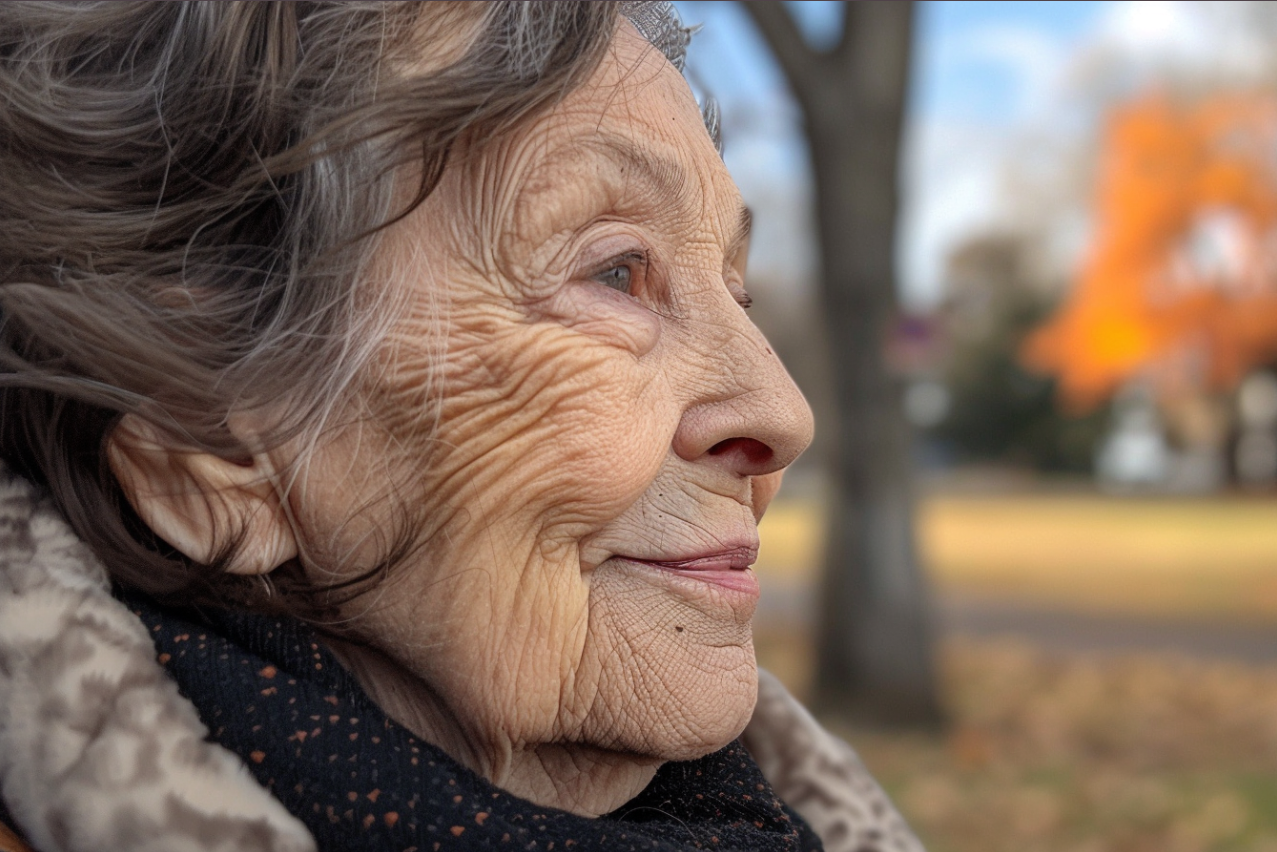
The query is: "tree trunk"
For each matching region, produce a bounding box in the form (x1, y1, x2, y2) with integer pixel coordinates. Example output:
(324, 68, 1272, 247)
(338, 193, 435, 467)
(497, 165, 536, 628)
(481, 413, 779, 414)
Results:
(742, 0, 941, 726)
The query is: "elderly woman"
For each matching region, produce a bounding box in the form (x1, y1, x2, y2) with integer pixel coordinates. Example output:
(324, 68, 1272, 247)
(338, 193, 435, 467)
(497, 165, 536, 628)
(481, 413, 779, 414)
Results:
(0, 3, 923, 851)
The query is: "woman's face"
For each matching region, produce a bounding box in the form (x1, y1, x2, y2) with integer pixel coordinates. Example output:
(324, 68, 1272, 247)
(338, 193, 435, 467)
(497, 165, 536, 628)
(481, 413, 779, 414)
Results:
(291, 21, 813, 806)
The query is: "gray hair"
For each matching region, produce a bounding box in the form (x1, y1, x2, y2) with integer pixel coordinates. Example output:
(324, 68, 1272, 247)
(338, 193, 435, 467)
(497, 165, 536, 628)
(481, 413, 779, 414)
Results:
(0, 1, 692, 613)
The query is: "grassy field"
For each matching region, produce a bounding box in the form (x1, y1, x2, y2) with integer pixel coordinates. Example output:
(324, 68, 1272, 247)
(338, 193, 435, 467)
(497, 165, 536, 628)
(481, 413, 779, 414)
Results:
(754, 487, 1277, 852)
(757, 490, 1277, 623)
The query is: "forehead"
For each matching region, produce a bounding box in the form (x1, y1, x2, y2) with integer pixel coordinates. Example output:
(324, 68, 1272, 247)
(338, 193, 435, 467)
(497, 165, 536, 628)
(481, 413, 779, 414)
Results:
(485, 22, 741, 247)
(543, 21, 712, 158)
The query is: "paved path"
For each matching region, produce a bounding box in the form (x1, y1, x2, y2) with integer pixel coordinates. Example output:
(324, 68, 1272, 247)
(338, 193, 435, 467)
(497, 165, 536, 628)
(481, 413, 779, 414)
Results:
(939, 593, 1277, 664)
(754, 580, 1277, 664)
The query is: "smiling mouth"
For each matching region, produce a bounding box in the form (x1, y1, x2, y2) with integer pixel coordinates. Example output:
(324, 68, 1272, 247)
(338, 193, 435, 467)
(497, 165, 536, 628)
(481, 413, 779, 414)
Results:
(618, 545, 760, 596)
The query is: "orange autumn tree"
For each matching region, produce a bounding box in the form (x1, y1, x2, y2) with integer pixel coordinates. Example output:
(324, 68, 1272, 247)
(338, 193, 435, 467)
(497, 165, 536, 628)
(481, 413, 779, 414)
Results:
(1023, 93, 1277, 412)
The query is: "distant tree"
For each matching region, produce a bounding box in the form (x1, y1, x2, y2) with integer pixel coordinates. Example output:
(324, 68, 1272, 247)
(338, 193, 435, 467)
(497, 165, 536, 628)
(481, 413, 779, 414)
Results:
(939, 233, 1109, 472)
(741, 1, 940, 725)
(1024, 94, 1277, 412)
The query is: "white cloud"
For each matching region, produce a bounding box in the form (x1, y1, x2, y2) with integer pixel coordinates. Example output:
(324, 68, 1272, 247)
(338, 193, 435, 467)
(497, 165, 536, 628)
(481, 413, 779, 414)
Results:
(1077, 0, 1275, 92)
(1096, 0, 1212, 65)
(898, 19, 1081, 306)
(900, 0, 1277, 308)
(688, 0, 1277, 313)
(945, 25, 1071, 122)
(898, 118, 1011, 308)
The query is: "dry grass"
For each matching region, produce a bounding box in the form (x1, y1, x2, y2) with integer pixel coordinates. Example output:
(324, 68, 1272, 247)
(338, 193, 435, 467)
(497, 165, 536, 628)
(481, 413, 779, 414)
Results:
(753, 488, 1277, 852)
(845, 637, 1277, 852)
(757, 491, 1277, 623)
(921, 494, 1277, 622)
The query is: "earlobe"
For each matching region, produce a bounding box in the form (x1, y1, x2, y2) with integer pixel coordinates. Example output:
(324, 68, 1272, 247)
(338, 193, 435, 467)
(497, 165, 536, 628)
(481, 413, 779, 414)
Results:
(107, 414, 298, 575)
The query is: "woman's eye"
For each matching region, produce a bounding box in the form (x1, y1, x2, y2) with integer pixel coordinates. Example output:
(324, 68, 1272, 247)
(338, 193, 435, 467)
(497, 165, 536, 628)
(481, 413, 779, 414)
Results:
(594, 264, 632, 293)
(589, 251, 646, 295)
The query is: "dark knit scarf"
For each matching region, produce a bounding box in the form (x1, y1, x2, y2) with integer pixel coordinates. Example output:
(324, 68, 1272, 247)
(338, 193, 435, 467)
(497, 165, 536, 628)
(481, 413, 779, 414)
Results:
(119, 590, 823, 852)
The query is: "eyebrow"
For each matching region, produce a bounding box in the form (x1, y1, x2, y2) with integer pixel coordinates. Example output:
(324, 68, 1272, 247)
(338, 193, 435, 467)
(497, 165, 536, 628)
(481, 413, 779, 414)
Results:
(591, 135, 691, 207)
(589, 135, 753, 258)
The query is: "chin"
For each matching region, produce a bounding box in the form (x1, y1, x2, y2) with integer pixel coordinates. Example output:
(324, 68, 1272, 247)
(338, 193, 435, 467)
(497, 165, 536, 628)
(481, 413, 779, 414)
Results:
(584, 557, 762, 762)
(649, 655, 760, 763)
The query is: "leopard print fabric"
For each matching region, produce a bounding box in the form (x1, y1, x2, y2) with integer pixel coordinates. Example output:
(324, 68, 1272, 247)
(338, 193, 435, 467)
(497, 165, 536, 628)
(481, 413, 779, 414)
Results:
(743, 670, 927, 852)
(0, 464, 316, 852)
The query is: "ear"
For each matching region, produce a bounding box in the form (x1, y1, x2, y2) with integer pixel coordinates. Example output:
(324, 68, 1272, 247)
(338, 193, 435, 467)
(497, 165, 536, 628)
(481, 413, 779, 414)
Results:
(106, 414, 298, 575)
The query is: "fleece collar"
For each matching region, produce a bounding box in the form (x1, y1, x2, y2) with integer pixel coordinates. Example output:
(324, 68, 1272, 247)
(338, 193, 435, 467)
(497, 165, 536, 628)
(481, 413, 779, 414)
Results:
(0, 463, 316, 852)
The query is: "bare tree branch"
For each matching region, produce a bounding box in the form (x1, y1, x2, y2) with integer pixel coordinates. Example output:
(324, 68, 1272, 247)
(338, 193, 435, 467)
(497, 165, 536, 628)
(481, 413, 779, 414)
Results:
(740, 1, 825, 93)
(831, 0, 856, 64)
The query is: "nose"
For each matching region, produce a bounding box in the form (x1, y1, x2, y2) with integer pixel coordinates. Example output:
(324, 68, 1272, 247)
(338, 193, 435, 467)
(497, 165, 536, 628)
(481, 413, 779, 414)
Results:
(671, 324, 815, 478)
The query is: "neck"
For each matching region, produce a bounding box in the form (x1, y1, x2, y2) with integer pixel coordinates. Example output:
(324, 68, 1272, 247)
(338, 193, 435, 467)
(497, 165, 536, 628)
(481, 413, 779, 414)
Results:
(323, 636, 660, 817)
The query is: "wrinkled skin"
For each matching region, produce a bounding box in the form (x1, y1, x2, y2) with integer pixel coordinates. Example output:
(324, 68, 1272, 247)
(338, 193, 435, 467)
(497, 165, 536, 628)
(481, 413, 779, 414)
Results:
(304, 21, 815, 815)
(114, 20, 815, 818)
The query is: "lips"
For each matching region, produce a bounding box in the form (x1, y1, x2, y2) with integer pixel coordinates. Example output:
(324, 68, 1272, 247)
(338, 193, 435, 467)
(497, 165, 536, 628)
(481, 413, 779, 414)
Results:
(619, 545, 760, 596)
(643, 545, 758, 572)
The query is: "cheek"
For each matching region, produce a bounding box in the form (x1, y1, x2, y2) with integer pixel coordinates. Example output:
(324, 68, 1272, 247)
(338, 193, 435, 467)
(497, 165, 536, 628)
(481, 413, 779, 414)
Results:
(581, 562, 758, 759)
(528, 279, 661, 356)
(376, 302, 678, 538)
(278, 421, 413, 577)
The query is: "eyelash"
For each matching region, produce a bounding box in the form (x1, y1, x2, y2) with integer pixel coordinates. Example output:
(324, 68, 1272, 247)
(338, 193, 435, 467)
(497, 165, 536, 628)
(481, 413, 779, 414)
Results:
(586, 249, 754, 311)
(590, 250, 647, 296)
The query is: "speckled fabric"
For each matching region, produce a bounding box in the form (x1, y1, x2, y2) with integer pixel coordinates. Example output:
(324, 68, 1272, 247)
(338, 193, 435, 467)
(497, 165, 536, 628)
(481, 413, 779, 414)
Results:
(742, 673, 925, 852)
(0, 463, 314, 852)
(120, 590, 823, 852)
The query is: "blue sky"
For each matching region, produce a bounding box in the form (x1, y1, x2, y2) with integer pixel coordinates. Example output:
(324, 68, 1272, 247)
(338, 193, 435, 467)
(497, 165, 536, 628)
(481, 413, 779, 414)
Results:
(674, 0, 1119, 306)
(913, 1, 1110, 125)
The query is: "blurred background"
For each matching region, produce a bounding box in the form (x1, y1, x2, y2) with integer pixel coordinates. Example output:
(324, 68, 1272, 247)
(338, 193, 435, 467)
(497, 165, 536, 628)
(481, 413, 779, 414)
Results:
(672, 2, 1277, 850)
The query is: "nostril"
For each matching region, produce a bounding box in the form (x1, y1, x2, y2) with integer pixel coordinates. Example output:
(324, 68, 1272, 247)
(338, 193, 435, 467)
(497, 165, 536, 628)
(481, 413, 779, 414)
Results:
(707, 437, 774, 470)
